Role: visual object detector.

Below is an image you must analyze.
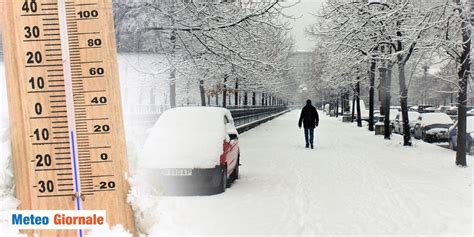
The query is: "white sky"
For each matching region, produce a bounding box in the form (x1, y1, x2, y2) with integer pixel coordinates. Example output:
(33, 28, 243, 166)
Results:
(283, 0, 325, 51)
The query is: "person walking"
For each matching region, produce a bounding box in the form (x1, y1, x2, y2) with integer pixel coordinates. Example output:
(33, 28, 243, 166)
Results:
(298, 99, 319, 149)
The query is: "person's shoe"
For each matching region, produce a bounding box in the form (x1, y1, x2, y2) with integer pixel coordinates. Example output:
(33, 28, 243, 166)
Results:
(305, 144, 309, 148)
(310, 144, 314, 149)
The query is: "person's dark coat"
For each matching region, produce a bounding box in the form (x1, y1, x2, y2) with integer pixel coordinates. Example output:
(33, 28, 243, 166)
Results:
(298, 100, 319, 128)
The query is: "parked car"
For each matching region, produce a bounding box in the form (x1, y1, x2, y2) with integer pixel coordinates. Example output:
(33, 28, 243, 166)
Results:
(423, 107, 436, 113)
(436, 106, 450, 113)
(468, 109, 474, 116)
(393, 111, 420, 134)
(142, 107, 240, 195)
(417, 104, 434, 113)
(446, 106, 458, 116)
(413, 113, 454, 143)
(448, 116, 474, 154)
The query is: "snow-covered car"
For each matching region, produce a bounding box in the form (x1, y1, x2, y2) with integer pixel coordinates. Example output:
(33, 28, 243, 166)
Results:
(436, 106, 450, 113)
(142, 107, 240, 195)
(448, 116, 474, 154)
(413, 113, 454, 143)
(467, 109, 474, 116)
(423, 107, 436, 113)
(393, 111, 420, 134)
(446, 106, 458, 116)
(417, 105, 434, 113)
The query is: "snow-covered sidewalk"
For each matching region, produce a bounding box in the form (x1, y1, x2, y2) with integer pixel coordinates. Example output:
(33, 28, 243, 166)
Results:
(142, 110, 472, 236)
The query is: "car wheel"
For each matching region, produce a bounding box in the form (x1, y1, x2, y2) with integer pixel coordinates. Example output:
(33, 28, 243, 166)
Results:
(230, 156, 240, 182)
(218, 165, 228, 193)
(449, 139, 456, 151)
(422, 132, 431, 143)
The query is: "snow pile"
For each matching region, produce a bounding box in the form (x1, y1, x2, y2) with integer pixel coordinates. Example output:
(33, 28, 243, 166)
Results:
(420, 113, 454, 126)
(127, 172, 161, 234)
(141, 107, 231, 169)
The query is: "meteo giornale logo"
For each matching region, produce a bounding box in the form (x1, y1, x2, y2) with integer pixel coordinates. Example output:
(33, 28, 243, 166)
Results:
(9, 210, 107, 230)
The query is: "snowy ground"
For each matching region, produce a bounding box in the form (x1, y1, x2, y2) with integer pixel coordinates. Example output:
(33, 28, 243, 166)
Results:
(0, 58, 473, 235)
(136, 111, 472, 236)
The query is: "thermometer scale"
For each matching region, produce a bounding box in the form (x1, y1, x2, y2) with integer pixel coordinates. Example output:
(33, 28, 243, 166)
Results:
(2, 0, 136, 236)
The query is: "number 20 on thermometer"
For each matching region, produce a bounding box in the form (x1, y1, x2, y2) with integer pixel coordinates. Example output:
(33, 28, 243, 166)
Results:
(2, 0, 136, 236)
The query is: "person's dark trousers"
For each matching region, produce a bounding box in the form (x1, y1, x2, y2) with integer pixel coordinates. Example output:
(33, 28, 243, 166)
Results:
(304, 128, 314, 148)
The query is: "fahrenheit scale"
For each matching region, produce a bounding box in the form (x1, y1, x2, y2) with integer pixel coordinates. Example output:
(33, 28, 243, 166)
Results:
(2, 0, 136, 236)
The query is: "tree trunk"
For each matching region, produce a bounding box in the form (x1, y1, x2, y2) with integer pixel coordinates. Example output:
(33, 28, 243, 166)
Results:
(351, 89, 356, 123)
(384, 65, 392, 139)
(335, 97, 339, 118)
(244, 92, 248, 106)
(216, 93, 219, 106)
(398, 62, 412, 146)
(369, 59, 376, 131)
(235, 79, 239, 106)
(455, 4, 470, 166)
(344, 92, 350, 113)
(356, 80, 362, 127)
(199, 80, 206, 106)
(223, 75, 227, 107)
(340, 94, 344, 116)
(169, 69, 176, 108)
(252, 92, 256, 106)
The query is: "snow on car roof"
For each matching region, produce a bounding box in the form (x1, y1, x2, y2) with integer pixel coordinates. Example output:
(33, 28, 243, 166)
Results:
(141, 107, 235, 169)
(420, 113, 453, 126)
(154, 106, 232, 129)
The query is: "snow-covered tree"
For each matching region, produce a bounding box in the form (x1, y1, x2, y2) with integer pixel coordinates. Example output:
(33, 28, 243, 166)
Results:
(112, 0, 294, 108)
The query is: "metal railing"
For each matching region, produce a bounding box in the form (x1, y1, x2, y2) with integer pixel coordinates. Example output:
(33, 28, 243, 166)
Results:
(229, 105, 289, 127)
(123, 103, 290, 133)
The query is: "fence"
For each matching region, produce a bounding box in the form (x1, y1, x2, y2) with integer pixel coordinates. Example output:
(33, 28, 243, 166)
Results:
(124, 104, 290, 132)
(229, 105, 289, 128)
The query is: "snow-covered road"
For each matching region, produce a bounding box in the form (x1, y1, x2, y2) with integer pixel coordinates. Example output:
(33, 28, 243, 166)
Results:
(142, 110, 472, 236)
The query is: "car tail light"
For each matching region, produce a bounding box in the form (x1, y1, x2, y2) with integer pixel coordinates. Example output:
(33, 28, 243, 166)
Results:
(220, 154, 226, 166)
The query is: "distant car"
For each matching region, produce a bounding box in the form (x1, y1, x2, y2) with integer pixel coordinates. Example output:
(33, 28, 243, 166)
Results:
(409, 105, 419, 111)
(468, 109, 474, 116)
(393, 111, 420, 134)
(142, 107, 240, 195)
(414, 113, 454, 143)
(436, 106, 450, 113)
(417, 105, 434, 113)
(446, 106, 457, 115)
(423, 107, 436, 113)
(448, 116, 473, 155)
